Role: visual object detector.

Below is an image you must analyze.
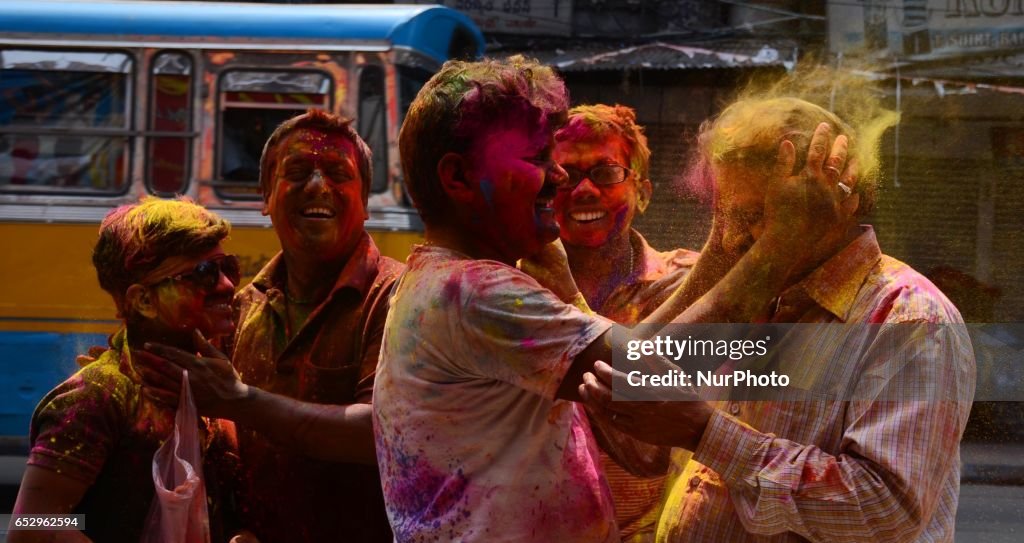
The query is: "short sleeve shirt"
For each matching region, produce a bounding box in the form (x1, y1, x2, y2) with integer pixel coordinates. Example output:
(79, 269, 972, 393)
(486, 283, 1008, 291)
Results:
(373, 245, 618, 542)
(27, 329, 237, 543)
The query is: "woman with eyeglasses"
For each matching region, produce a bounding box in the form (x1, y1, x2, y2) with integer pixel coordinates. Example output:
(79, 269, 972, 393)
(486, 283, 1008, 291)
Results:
(9, 196, 242, 543)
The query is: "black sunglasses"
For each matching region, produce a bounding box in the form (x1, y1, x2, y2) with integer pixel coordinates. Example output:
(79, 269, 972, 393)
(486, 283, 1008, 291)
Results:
(146, 254, 241, 291)
(559, 164, 631, 191)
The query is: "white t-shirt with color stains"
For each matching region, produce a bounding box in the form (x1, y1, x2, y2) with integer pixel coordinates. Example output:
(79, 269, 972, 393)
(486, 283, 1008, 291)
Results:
(373, 245, 618, 543)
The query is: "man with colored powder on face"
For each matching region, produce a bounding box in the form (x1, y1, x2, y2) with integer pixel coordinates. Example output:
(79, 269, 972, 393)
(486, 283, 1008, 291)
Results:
(552, 103, 699, 542)
(580, 97, 975, 543)
(372, 56, 854, 542)
(138, 109, 400, 542)
(9, 197, 240, 543)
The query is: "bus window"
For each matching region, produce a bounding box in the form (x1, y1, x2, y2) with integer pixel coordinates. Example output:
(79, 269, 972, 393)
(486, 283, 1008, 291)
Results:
(147, 52, 193, 195)
(358, 65, 387, 194)
(0, 49, 132, 193)
(397, 65, 432, 124)
(394, 65, 432, 207)
(216, 69, 332, 198)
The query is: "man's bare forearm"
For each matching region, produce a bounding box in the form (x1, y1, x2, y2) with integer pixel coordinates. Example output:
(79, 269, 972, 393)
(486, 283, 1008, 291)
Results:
(226, 388, 376, 465)
(563, 233, 800, 399)
(669, 235, 797, 325)
(642, 246, 736, 325)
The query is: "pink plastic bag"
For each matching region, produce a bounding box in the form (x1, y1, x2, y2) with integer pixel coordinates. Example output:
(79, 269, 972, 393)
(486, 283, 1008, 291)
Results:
(141, 370, 211, 543)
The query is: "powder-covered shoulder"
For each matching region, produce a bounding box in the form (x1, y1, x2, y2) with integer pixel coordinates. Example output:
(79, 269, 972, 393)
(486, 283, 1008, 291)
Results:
(36, 354, 138, 424)
(403, 247, 555, 313)
(867, 255, 964, 325)
(28, 353, 138, 483)
(456, 259, 550, 302)
(663, 248, 701, 271)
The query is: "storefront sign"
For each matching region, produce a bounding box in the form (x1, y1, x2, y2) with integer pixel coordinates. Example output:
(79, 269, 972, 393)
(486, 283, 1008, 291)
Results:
(829, 1, 1024, 59)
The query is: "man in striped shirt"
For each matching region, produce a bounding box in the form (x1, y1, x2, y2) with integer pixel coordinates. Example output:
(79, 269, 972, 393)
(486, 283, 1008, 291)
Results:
(582, 97, 976, 542)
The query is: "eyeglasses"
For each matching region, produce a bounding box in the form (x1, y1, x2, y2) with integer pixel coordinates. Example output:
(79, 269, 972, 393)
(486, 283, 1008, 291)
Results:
(146, 254, 241, 291)
(559, 164, 631, 191)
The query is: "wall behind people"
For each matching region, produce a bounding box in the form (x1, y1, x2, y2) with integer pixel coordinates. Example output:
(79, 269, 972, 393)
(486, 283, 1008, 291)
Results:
(869, 88, 1024, 324)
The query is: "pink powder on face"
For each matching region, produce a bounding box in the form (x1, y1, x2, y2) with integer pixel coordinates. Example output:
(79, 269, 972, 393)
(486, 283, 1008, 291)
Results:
(297, 129, 330, 155)
(455, 89, 554, 147)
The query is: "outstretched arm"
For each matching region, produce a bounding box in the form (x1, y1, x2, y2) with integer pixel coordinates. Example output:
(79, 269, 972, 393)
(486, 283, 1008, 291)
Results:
(136, 331, 375, 465)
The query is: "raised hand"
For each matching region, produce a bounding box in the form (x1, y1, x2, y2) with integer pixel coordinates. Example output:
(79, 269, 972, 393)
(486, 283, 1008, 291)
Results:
(518, 238, 580, 303)
(579, 360, 713, 451)
(762, 122, 857, 253)
(136, 329, 249, 417)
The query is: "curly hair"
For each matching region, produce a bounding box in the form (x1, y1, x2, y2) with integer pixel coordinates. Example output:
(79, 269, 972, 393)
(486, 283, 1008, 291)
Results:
(398, 55, 569, 225)
(93, 196, 230, 316)
(258, 108, 373, 202)
(555, 103, 652, 181)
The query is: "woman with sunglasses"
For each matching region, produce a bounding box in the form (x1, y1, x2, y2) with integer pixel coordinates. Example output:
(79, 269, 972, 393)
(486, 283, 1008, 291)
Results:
(10, 196, 242, 543)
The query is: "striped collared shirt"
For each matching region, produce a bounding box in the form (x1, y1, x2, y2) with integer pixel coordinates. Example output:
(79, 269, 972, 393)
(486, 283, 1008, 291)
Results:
(656, 226, 976, 543)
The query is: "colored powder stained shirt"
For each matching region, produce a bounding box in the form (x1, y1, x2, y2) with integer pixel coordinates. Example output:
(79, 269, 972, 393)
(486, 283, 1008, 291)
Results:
(27, 329, 238, 543)
(595, 229, 700, 324)
(373, 244, 619, 543)
(656, 227, 976, 543)
(230, 232, 402, 543)
(589, 230, 698, 542)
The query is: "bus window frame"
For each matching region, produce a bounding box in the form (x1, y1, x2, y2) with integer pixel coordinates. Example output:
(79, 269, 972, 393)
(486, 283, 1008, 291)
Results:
(145, 49, 196, 197)
(0, 45, 136, 197)
(395, 63, 433, 126)
(356, 62, 389, 195)
(212, 66, 335, 201)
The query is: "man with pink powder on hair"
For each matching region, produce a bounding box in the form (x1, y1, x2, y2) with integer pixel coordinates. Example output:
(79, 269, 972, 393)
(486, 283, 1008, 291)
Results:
(373, 56, 854, 542)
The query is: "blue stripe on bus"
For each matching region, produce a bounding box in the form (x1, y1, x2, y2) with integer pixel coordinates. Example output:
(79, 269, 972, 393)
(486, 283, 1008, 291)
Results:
(0, 0, 485, 63)
(0, 316, 120, 325)
(0, 331, 109, 438)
